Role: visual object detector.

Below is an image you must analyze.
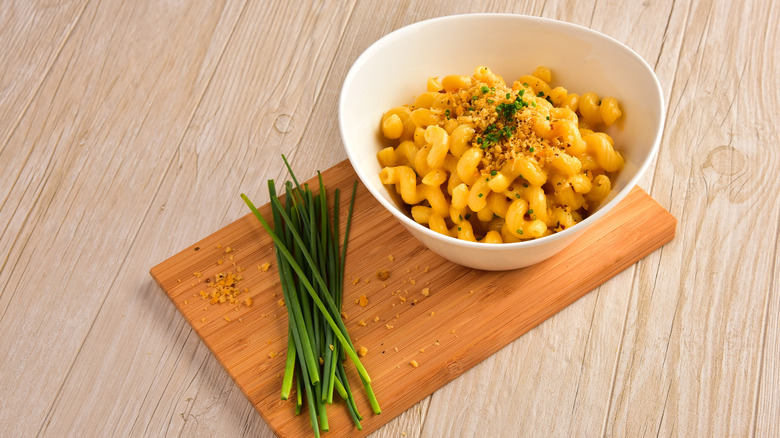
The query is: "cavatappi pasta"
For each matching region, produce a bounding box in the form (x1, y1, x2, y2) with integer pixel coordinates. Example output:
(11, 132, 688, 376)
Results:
(378, 66, 625, 243)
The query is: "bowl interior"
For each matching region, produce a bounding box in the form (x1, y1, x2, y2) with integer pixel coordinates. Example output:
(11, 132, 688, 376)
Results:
(340, 14, 664, 249)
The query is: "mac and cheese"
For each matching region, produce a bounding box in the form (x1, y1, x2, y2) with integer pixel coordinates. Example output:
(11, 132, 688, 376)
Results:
(378, 66, 624, 243)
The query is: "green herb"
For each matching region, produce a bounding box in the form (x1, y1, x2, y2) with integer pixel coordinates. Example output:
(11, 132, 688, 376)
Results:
(531, 101, 537, 107)
(546, 116, 550, 120)
(445, 109, 450, 117)
(515, 193, 521, 199)
(490, 170, 497, 176)
(523, 183, 529, 188)
(517, 229, 524, 235)
(469, 107, 475, 111)
(528, 209, 534, 214)
(529, 147, 535, 153)
(241, 156, 380, 436)
(458, 227, 461, 231)
(523, 82, 529, 87)
(478, 193, 483, 198)
(537, 91, 545, 97)
(480, 85, 490, 94)
(487, 99, 494, 104)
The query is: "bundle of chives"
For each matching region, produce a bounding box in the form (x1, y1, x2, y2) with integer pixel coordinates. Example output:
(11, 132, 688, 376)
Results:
(241, 156, 380, 437)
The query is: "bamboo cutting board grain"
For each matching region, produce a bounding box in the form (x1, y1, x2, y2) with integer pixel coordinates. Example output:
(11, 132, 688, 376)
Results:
(150, 160, 676, 437)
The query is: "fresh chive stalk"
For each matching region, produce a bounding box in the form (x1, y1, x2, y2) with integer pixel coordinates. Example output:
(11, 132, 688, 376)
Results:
(240, 156, 380, 435)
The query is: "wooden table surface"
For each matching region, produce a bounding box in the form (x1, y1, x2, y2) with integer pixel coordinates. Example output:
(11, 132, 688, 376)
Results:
(1, 1, 777, 437)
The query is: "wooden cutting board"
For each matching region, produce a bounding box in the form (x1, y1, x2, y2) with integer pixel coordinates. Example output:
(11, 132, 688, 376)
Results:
(150, 160, 676, 437)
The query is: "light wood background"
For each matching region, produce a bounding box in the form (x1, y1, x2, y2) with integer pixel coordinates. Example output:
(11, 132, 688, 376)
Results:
(0, 1, 776, 437)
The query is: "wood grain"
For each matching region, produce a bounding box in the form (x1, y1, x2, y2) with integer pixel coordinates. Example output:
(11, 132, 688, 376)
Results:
(150, 160, 676, 437)
(0, 0, 777, 437)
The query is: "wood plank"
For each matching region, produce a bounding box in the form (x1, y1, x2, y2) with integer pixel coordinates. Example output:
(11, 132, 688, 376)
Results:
(0, 1, 246, 436)
(605, 0, 780, 436)
(150, 160, 676, 437)
(0, 0, 89, 149)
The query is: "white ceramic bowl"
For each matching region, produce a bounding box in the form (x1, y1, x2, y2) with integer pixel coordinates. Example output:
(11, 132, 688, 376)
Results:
(339, 14, 664, 270)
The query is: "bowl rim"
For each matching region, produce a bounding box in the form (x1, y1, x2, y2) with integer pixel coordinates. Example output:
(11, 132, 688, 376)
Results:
(339, 13, 665, 251)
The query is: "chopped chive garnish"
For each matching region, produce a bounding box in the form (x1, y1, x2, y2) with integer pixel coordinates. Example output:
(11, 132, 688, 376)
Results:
(480, 85, 489, 93)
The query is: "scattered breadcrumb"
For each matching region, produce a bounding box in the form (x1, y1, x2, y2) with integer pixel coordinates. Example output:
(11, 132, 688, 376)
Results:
(183, 300, 188, 305)
(268, 351, 278, 358)
(224, 247, 233, 254)
(451, 329, 456, 334)
(469, 290, 474, 294)
(420, 349, 425, 353)
(409, 279, 416, 285)
(421, 288, 430, 297)
(236, 266, 245, 272)
(319, 357, 324, 365)
(388, 254, 395, 262)
(352, 277, 361, 285)
(399, 296, 407, 303)
(410, 360, 419, 368)
(224, 316, 232, 322)
(357, 346, 368, 357)
(424, 266, 430, 273)
(177, 279, 182, 283)
(341, 311, 348, 320)
(215, 244, 222, 249)
(358, 295, 368, 307)
(217, 259, 224, 265)
(201, 317, 206, 322)
(434, 341, 440, 346)
(259, 262, 271, 271)
(430, 311, 435, 317)
(358, 320, 367, 326)
(200, 272, 244, 305)
(277, 298, 285, 307)
(238, 318, 243, 323)
(329, 344, 335, 351)
(376, 269, 389, 280)
(385, 324, 394, 329)
(373, 316, 380, 322)
(394, 347, 399, 352)
(193, 272, 202, 278)
(364, 278, 370, 283)
(245, 297, 253, 307)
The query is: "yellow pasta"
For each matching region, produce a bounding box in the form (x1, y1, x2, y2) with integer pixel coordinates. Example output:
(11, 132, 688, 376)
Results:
(378, 66, 625, 242)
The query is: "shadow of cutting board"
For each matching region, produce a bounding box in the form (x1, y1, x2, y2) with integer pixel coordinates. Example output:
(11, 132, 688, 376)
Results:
(150, 159, 676, 437)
